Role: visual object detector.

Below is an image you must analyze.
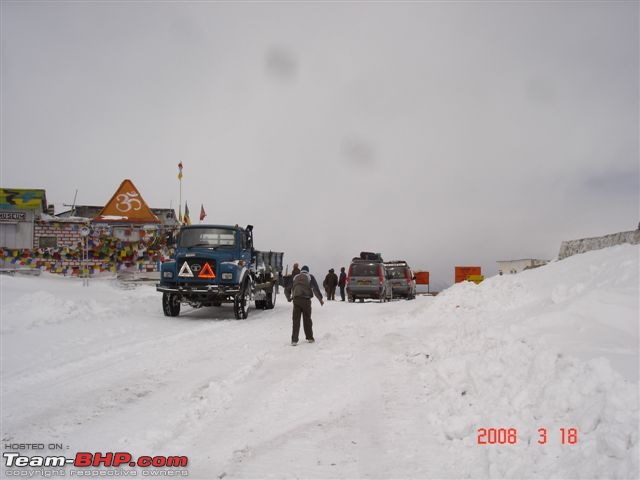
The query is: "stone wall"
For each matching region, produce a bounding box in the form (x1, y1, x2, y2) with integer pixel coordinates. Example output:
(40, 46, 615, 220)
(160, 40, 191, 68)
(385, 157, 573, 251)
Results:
(34, 220, 86, 248)
(558, 230, 640, 260)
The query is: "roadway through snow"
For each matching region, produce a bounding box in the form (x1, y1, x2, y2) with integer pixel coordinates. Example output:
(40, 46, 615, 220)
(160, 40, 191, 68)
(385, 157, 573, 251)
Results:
(2, 276, 444, 478)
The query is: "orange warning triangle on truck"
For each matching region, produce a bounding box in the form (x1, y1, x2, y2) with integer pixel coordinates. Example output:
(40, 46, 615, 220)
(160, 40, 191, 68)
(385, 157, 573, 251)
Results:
(198, 262, 216, 279)
(94, 179, 159, 223)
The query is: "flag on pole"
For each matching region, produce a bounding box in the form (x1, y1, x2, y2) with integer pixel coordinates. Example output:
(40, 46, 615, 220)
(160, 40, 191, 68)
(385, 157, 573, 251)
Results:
(183, 202, 191, 225)
(200, 204, 207, 222)
(177, 162, 183, 222)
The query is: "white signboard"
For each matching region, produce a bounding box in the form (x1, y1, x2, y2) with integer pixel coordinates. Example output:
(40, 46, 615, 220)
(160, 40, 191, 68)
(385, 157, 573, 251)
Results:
(0, 211, 27, 223)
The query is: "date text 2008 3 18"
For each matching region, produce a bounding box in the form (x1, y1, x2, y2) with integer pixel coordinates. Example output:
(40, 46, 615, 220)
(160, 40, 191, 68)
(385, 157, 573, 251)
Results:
(477, 428, 579, 445)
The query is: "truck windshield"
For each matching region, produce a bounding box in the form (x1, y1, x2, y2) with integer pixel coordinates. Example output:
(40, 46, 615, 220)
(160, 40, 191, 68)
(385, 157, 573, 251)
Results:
(179, 228, 236, 248)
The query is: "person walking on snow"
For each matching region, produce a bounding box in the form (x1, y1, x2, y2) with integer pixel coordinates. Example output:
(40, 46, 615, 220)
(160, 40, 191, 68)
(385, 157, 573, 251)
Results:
(324, 268, 339, 300)
(338, 266, 347, 301)
(291, 265, 324, 346)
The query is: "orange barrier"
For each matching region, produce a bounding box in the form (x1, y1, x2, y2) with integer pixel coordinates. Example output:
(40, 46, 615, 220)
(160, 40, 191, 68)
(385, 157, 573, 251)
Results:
(455, 266, 481, 283)
(414, 271, 430, 285)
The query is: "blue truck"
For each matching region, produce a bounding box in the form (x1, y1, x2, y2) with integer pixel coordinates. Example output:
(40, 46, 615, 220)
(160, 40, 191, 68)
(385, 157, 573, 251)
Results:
(156, 224, 283, 319)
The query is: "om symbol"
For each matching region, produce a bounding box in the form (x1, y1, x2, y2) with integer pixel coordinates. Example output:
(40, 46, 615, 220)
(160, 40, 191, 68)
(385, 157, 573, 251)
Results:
(115, 191, 142, 212)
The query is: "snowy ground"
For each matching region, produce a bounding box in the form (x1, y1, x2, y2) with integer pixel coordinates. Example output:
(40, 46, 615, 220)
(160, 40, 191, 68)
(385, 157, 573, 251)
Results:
(1, 245, 638, 479)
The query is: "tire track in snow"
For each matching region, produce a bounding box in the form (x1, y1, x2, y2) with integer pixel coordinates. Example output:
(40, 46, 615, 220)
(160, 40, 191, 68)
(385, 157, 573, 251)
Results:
(2, 321, 219, 395)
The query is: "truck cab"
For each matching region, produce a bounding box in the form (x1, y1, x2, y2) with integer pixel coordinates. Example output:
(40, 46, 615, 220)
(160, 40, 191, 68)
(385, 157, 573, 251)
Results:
(157, 224, 283, 319)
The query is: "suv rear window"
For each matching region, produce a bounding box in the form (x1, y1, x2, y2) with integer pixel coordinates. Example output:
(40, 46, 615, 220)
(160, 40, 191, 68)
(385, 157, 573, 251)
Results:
(386, 266, 407, 279)
(350, 263, 380, 276)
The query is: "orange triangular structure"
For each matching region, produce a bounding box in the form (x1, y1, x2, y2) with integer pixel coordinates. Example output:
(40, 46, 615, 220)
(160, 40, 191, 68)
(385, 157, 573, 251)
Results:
(94, 179, 159, 223)
(198, 262, 216, 279)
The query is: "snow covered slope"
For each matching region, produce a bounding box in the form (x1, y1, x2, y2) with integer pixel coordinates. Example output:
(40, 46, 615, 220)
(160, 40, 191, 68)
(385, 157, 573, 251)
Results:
(1, 244, 638, 479)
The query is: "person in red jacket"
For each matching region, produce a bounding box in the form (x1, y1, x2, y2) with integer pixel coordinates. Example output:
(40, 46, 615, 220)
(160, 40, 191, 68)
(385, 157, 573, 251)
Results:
(338, 266, 347, 301)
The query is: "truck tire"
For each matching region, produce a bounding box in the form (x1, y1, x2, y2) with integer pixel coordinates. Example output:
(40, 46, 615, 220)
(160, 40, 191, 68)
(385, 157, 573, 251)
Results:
(234, 280, 249, 319)
(162, 293, 180, 317)
(264, 286, 276, 310)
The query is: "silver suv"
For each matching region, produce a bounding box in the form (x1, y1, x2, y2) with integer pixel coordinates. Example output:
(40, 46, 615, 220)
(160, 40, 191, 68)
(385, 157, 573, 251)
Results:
(346, 253, 392, 303)
(384, 261, 416, 300)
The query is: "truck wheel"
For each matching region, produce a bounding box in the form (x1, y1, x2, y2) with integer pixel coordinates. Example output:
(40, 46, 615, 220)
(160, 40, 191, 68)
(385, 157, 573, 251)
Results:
(234, 281, 249, 319)
(162, 293, 180, 317)
(264, 286, 276, 310)
(254, 299, 265, 310)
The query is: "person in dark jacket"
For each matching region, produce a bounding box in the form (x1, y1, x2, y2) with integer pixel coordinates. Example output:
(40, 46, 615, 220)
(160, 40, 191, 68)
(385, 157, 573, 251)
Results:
(323, 268, 339, 300)
(338, 266, 347, 301)
(290, 265, 324, 345)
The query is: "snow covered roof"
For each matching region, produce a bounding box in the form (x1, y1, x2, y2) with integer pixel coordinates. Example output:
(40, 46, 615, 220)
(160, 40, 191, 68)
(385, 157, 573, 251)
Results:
(496, 258, 549, 263)
(37, 214, 90, 223)
(57, 205, 178, 226)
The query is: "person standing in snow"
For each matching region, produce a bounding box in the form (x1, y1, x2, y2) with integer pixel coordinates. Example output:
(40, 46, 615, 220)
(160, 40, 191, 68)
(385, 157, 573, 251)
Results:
(324, 268, 339, 300)
(291, 263, 301, 276)
(290, 265, 324, 346)
(338, 266, 347, 301)
(284, 262, 302, 302)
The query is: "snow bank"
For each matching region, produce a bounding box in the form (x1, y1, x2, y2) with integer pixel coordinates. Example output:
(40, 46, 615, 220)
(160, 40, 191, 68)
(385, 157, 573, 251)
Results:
(432, 244, 639, 380)
(423, 244, 639, 477)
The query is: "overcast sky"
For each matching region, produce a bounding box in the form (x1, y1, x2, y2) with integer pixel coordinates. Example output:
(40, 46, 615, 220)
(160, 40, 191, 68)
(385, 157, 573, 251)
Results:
(1, 1, 638, 287)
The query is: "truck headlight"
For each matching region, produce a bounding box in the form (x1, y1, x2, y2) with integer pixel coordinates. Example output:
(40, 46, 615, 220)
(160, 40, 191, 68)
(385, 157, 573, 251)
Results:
(221, 273, 233, 280)
(163, 271, 174, 279)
